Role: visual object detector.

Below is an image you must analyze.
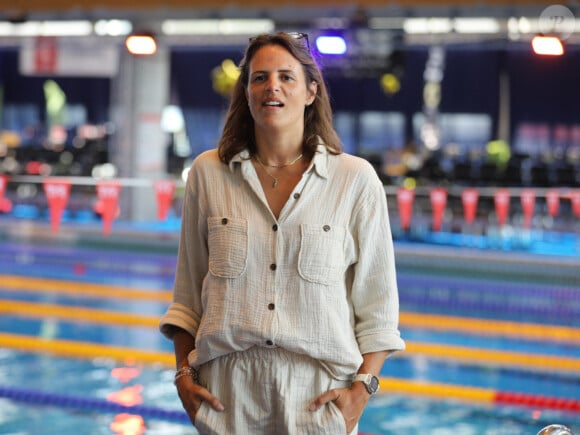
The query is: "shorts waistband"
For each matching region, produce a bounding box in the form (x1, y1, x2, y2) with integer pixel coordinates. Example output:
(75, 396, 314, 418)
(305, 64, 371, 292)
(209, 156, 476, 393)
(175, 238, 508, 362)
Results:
(217, 345, 315, 366)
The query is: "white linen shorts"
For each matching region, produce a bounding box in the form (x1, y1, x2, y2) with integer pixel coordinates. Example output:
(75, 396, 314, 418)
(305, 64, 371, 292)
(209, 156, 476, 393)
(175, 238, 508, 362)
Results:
(193, 346, 357, 435)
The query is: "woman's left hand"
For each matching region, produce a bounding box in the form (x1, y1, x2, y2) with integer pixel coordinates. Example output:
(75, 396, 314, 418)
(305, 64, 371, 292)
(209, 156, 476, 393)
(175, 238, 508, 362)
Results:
(309, 382, 370, 433)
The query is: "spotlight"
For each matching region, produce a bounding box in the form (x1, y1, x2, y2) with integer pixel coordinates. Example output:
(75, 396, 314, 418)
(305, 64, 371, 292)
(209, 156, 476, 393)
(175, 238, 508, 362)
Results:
(531, 35, 564, 56)
(315, 35, 347, 55)
(125, 32, 157, 56)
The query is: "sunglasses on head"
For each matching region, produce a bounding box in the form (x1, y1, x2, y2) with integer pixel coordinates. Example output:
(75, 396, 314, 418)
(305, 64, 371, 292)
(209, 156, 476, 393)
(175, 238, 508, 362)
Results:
(249, 32, 310, 50)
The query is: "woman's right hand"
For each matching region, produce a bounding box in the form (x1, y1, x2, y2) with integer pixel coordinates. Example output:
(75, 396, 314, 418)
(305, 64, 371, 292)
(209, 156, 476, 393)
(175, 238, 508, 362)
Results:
(175, 374, 225, 425)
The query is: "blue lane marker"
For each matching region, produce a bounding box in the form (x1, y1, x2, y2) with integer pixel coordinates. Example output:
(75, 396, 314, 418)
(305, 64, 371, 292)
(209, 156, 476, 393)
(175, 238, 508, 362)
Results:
(0, 385, 190, 424)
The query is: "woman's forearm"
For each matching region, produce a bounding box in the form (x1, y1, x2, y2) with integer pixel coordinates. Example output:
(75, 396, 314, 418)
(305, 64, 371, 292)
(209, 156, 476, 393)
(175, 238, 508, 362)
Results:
(358, 350, 391, 376)
(172, 327, 196, 370)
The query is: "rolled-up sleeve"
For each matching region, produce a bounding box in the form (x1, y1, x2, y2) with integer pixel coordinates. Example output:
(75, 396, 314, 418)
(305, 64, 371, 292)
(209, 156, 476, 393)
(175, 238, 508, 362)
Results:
(350, 173, 405, 355)
(159, 161, 207, 340)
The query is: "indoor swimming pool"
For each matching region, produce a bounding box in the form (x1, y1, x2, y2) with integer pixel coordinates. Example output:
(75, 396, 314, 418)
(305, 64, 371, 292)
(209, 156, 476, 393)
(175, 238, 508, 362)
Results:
(0, 234, 579, 435)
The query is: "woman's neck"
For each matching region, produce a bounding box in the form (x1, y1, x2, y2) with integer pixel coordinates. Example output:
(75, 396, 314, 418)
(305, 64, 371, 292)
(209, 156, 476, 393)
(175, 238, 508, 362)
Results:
(254, 131, 304, 166)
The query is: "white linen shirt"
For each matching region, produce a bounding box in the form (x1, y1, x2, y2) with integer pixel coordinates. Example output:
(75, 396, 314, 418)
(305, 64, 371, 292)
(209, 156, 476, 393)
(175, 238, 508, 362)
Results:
(159, 144, 405, 380)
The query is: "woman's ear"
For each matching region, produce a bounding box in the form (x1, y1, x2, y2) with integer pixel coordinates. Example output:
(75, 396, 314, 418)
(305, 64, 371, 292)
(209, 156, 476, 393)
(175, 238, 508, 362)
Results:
(306, 81, 318, 106)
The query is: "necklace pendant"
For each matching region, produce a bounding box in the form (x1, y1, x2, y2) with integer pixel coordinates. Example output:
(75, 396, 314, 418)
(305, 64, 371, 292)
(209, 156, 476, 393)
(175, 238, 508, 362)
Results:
(273, 179, 278, 188)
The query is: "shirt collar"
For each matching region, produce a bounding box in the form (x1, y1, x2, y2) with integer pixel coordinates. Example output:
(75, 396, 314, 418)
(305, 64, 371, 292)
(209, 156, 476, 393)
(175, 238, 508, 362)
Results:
(310, 144, 329, 179)
(228, 143, 331, 180)
(228, 149, 251, 173)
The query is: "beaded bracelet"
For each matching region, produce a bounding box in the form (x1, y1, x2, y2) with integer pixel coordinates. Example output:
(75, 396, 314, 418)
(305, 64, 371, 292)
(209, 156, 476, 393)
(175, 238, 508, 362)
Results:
(174, 366, 198, 385)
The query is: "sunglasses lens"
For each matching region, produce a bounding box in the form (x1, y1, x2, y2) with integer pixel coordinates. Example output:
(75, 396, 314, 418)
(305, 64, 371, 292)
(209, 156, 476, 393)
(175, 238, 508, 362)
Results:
(288, 32, 310, 49)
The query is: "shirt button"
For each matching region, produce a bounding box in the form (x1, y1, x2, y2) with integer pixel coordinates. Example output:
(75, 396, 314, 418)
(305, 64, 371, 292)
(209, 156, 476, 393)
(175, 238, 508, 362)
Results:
(221, 218, 228, 225)
(266, 340, 274, 346)
(272, 224, 278, 231)
(268, 303, 275, 310)
(323, 225, 331, 232)
(293, 193, 301, 199)
(270, 263, 277, 271)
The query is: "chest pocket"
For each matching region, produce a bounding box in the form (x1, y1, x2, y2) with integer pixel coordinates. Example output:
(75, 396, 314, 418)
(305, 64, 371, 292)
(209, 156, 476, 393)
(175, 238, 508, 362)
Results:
(298, 224, 347, 285)
(207, 217, 248, 278)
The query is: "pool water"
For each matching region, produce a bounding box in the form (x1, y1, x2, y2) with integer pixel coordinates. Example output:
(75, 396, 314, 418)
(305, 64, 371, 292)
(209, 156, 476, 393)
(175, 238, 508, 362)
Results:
(0, 239, 579, 435)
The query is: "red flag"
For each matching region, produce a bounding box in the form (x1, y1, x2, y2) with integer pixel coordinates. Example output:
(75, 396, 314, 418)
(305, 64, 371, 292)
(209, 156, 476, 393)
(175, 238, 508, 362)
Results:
(95, 181, 121, 236)
(546, 189, 560, 218)
(43, 179, 71, 233)
(429, 187, 448, 232)
(571, 190, 580, 219)
(0, 175, 6, 197)
(494, 189, 510, 227)
(0, 175, 12, 214)
(154, 180, 175, 221)
(520, 189, 536, 228)
(34, 36, 58, 74)
(461, 188, 479, 225)
(396, 188, 414, 231)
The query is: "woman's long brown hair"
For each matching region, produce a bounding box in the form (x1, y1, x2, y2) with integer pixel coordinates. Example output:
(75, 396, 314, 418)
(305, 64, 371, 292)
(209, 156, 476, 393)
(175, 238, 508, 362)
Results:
(217, 32, 342, 164)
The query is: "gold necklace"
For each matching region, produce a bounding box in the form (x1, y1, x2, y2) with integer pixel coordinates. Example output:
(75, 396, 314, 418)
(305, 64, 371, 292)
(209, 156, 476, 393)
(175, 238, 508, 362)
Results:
(255, 155, 281, 188)
(259, 153, 303, 168)
(255, 154, 303, 188)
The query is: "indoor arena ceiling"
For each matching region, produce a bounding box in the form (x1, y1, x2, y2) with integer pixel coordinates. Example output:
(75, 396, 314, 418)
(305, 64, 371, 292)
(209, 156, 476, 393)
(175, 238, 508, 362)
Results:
(0, 0, 563, 21)
(0, 0, 577, 49)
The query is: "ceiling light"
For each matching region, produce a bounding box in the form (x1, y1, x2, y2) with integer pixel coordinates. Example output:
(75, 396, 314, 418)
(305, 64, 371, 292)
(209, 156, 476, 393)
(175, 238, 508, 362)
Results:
(0, 20, 93, 36)
(403, 18, 452, 34)
(532, 35, 564, 55)
(125, 33, 157, 56)
(315, 35, 347, 55)
(453, 18, 500, 34)
(161, 19, 274, 36)
(94, 19, 132, 36)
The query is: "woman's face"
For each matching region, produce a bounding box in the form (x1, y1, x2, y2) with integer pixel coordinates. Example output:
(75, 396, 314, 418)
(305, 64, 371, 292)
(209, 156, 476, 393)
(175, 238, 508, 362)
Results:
(246, 44, 317, 135)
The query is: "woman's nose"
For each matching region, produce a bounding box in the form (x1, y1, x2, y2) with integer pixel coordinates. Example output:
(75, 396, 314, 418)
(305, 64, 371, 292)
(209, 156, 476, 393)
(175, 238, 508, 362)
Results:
(265, 76, 280, 91)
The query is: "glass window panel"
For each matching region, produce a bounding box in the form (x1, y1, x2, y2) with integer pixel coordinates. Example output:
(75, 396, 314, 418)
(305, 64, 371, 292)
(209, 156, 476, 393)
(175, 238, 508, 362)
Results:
(334, 111, 356, 155)
(413, 112, 492, 155)
(359, 111, 405, 155)
(182, 108, 225, 158)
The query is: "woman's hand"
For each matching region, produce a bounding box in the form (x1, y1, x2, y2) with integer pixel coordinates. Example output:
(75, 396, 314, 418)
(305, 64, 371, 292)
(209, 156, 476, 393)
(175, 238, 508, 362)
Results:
(309, 382, 370, 434)
(175, 374, 225, 425)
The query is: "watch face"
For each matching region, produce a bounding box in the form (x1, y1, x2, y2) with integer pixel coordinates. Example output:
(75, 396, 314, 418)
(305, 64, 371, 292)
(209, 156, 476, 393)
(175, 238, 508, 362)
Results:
(368, 376, 379, 394)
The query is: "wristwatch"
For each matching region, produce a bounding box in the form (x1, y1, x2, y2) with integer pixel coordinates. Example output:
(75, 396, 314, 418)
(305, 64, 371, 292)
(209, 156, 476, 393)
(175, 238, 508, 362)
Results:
(353, 373, 380, 395)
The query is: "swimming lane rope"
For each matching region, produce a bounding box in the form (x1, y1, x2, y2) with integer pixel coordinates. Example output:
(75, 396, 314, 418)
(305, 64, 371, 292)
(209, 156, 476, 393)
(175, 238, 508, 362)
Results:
(0, 385, 190, 424)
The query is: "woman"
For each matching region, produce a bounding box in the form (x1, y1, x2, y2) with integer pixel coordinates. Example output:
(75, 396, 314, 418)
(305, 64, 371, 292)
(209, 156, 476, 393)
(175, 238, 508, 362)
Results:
(160, 31, 405, 434)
